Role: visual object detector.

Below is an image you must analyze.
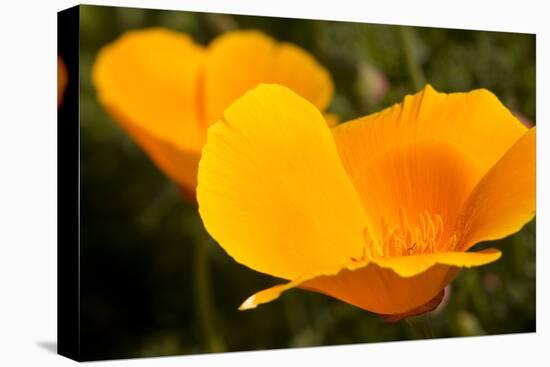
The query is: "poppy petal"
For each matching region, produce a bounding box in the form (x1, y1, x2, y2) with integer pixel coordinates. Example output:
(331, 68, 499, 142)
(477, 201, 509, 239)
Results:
(331, 85, 527, 246)
(106, 107, 201, 192)
(239, 249, 500, 315)
(370, 248, 501, 277)
(197, 84, 367, 280)
(333, 85, 527, 178)
(268, 43, 333, 111)
(456, 127, 536, 250)
(92, 28, 206, 189)
(202, 30, 333, 126)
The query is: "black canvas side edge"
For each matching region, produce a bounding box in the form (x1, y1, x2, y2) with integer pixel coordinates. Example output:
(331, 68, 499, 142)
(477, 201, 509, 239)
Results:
(57, 5, 81, 361)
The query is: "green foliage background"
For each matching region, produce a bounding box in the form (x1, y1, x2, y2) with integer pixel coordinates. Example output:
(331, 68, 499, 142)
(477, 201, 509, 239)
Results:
(75, 5, 536, 360)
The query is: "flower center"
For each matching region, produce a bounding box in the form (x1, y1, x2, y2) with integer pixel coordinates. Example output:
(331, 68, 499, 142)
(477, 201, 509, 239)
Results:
(359, 207, 457, 260)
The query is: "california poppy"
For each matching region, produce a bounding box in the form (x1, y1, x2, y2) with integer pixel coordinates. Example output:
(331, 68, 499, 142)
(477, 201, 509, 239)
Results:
(92, 28, 333, 197)
(197, 84, 536, 321)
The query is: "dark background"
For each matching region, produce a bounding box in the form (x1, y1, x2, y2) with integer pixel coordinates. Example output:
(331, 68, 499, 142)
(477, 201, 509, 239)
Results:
(70, 4, 536, 360)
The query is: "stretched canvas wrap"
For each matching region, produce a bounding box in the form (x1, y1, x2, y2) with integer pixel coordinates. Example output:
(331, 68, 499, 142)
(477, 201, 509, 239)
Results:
(57, 4, 536, 362)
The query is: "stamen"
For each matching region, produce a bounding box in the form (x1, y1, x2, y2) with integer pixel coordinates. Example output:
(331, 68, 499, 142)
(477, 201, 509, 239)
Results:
(360, 227, 382, 260)
(362, 208, 458, 259)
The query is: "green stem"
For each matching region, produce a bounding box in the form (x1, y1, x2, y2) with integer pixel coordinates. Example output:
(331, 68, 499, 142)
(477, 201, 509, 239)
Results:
(193, 233, 226, 353)
(405, 316, 433, 339)
(399, 26, 427, 91)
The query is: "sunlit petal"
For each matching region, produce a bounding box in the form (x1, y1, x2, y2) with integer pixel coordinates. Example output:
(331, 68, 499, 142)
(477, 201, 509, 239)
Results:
(202, 30, 333, 126)
(371, 248, 501, 277)
(197, 84, 367, 280)
(332, 85, 527, 246)
(456, 127, 536, 250)
(92, 28, 206, 188)
(240, 249, 500, 315)
(106, 107, 201, 191)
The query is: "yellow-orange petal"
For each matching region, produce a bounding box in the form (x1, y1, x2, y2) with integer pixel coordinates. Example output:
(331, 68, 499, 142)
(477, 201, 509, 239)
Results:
(92, 28, 206, 190)
(268, 43, 333, 111)
(240, 249, 500, 315)
(332, 85, 527, 244)
(239, 261, 366, 311)
(197, 84, 367, 280)
(202, 30, 333, 126)
(456, 127, 536, 250)
(333, 85, 527, 177)
(370, 248, 501, 277)
(106, 107, 201, 192)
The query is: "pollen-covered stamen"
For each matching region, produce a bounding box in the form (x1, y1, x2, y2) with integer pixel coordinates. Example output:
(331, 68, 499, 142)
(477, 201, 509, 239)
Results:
(362, 208, 458, 260)
(351, 227, 381, 262)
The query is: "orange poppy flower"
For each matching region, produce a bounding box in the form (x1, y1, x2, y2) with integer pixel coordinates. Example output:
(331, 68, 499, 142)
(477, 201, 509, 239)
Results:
(197, 84, 536, 320)
(92, 28, 333, 197)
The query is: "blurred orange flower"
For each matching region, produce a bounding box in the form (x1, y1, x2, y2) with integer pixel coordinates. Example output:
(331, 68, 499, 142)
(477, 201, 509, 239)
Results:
(58, 57, 68, 107)
(92, 28, 333, 197)
(197, 84, 536, 320)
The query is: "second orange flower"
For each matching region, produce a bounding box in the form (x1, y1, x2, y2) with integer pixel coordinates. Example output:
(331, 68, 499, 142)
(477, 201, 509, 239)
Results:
(92, 28, 334, 197)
